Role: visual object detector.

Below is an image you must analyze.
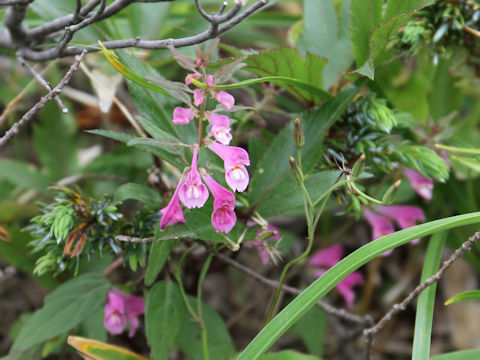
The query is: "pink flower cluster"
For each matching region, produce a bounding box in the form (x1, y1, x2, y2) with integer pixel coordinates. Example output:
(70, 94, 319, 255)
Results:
(160, 66, 249, 233)
(309, 244, 364, 308)
(104, 289, 145, 337)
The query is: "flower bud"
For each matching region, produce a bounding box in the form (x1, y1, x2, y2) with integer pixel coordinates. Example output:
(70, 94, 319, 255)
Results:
(289, 156, 303, 184)
(351, 154, 366, 178)
(382, 180, 401, 204)
(293, 118, 305, 149)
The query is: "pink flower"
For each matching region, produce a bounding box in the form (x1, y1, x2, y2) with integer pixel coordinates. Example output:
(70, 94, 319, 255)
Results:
(202, 173, 236, 233)
(208, 113, 232, 145)
(173, 107, 195, 125)
(178, 149, 209, 209)
(185, 72, 201, 85)
(404, 168, 433, 200)
(104, 289, 145, 337)
(208, 141, 250, 192)
(205, 74, 235, 109)
(104, 291, 126, 335)
(364, 209, 395, 256)
(193, 89, 204, 106)
(159, 180, 186, 230)
(309, 244, 364, 308)
(213, 91, 235, 110)
(379, 205, 425, 244)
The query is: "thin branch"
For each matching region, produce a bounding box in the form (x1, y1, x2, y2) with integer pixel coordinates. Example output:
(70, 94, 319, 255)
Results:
(3, 0, 31, 46)
(17, 0, 270, 61)
(363, 230, 480, 360)
(214, 252, 373, 326)
(17, 53, 68, 112)
(464, 25, 480, 38)
(0, 0, 32, 6)
(115, 235, 154, 243)
(0, 50, 87, 148)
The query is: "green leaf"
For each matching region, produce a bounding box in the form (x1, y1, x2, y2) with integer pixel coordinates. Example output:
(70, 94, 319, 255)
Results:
(412, 232, 447, 360)
(114, 183, 162, 208)
(351, 0, 436, 79)
(430, 350, 480, 360)
(239, 48, 329, 103)
(176, 296, 236, 360)
(292, 307, 326, 357)
(0, 158, 50, 191)
(259, 351, 320, 360)
(248, 85, 359, 211)
(350, 0, 382, 78)
(86, 129, 136, 144)
(298, 0, 353, 88)
(255, 171, 340, 217)
(33, 102, 77, 180)
(7, 273, 110, 360)
(445, 290, 480, 305)
(146, 281, 185, 360)
(238, 212, 480, 359)
(127, 137, 186, 157)
(145, 230, 175, 286)
(68, 336, 148, 360)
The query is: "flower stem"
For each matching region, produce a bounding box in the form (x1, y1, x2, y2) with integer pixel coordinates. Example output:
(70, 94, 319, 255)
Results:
(197, 95, 207, 146)
(197, 253, 213, 360)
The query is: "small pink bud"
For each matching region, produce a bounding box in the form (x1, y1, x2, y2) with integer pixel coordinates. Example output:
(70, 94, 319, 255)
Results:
(214, 91, 235, 110)
(193, 89, 204, 106)
(104, 289, 145, 337)
(185, 72, 201, 85)
(160, 180, 186, 230)
(173, 107, 194, 125)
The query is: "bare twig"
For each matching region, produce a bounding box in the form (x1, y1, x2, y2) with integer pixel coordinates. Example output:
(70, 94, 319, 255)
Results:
(0, 0, 32, 7)
(115, 235, 154, 243)
(14, 0, 270, 61)
(0, 50, 87, 148)
(214, 252, 373, 326)
(363, 230, 480, 360)
(17, 53, 68, 112)
(464, 25, 480, 38)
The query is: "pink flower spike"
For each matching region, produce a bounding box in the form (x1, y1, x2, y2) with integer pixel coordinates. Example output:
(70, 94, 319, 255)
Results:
(404, 168, 433, 200)
(160, 180, 186, 230)
(173, 107, 194, 125)
(309, 244, 343, 268)
(179, 150, 209, 209)
(202, 173, 236, 232)
(214, 91, 235, 110)
(104, 291, 126, 335)
(337, 272, 365, 308)
(193, 89, 204, 106)
(208, 141, 250, 166)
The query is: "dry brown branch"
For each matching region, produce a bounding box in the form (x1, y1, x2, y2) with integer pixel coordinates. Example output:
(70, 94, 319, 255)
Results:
(0, 50, 87, 148)
(363, 230, 480, 360)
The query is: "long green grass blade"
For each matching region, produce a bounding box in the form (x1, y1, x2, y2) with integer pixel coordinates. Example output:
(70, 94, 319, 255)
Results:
(445, 290, 480, 305)
(412, 231, 447, 360)
(430, 350, 480, 360)
(238, 212, 480, 359)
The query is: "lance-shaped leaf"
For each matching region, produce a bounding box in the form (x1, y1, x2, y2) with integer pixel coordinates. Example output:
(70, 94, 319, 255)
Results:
(68, 336, 148, 360)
